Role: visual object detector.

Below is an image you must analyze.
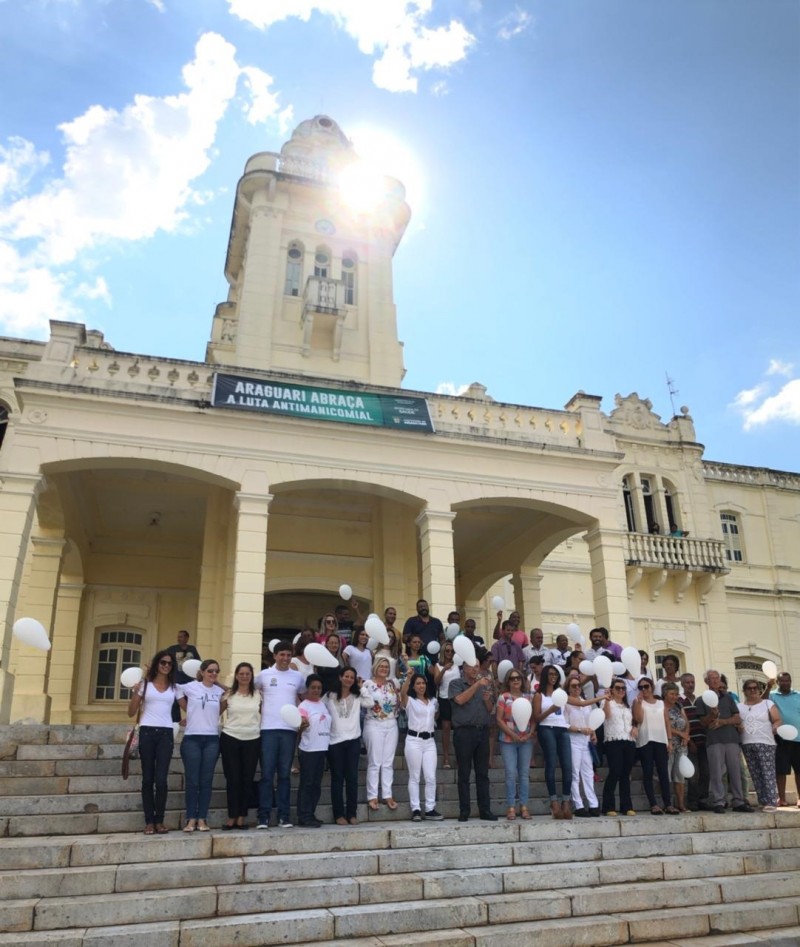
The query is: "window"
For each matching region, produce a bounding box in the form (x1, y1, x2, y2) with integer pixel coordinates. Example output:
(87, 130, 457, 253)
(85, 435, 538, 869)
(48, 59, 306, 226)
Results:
(284, 242, 304, 296)
(0, 403, 8, 451)
(663, 482, 678, 532)
(313, 249, 329, 278)
(640, 477, 658, 532)
(342, 253, 357, 305)
(720, 512, 744, 562)
(94, 628, 143, 701)
(622, 477, 636, 531)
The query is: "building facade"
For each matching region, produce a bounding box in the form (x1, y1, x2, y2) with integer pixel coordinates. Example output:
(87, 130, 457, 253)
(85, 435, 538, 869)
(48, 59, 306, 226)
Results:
(1, 116, 797, 724)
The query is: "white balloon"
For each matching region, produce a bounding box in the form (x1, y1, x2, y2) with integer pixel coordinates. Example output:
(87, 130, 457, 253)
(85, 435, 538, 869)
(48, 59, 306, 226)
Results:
(511, 696, 532, 731)
(497, 660, 514, 683)
(621, 646, 641, 679)
(120, 667, 143, 689)
(762, 660, 778, 679)
(293, 633, 301, 644)
(427, 640, 441, 655)
(453, 635, 477, 667)
(566, 622, 580, 641)
(678, 755, 695, 778)
(556, 665, 566, 685)
(364, 613, 390, 646)
(579, 660, 594, 676)
(445, 623, 461, 640)
(577, 635, 586, 648)
(453, 654, 464, 667)
(269, 638, 280, 654)
(366, 637, 379, 652)
(12, 617, 51, 652)
(280, 704, 302, 728)
(304, 642, 339, 669)
(777, 724, 799, 741)
(593, 655, 613, 689)
(491, 596, 505, 610)
(588, 707, 605, 730)
(612, 661, 627, 676)
(700, 689, 719, 709)
(338, 584, 352, 601)
(551, 688, 568, 708)
(182, 659, 201, 679)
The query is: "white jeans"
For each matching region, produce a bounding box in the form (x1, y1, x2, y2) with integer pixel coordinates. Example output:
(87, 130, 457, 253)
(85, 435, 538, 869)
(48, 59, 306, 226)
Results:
(570, 739, 598, 809)
(404, 735, 438, 811)
(363, 718, 398, 800)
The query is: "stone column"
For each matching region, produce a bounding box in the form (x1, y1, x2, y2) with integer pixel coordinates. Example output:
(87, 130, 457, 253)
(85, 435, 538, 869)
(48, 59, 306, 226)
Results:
(0, 474, 45, 723)
(9, 535, 66, 722)
(47, 581, 85, 723)
(584, 527, 632, 644)
(229, 492, 271, 668)
(415, 509, 457, 620)
(512, 565, 542, 629)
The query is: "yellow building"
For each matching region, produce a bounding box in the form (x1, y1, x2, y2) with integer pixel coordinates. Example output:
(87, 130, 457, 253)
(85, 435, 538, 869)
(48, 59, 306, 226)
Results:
(1, 116, 797, 724)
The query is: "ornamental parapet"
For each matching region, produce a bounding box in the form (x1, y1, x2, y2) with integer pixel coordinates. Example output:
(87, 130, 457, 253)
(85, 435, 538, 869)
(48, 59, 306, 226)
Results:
(624, 532, 729, 604)
(703, 462, 800, 491)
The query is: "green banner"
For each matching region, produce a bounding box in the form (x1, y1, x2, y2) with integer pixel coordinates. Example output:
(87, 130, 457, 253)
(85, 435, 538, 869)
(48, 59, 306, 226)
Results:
(211, 373, 434, 432)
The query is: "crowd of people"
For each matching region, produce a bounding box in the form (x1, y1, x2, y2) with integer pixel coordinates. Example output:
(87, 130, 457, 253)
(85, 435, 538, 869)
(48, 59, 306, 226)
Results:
(127, 607, 800, 834)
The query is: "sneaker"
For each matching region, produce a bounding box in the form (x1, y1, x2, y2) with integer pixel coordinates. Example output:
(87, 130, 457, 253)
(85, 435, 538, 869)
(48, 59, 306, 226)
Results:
(604, 810, 618, 817)
(458, 812, 469, 822)
(425, 809, 444, 821)
(256, 822, 268, 830)
(713, 805, 726, 813)
(625, 810, 636, 817)
(733, 803, 754, 813)
(411, 810, 422, 822)
(278, 819, 293, 828)
(574, 808, 589, 817)
(763, 805, 777, 812)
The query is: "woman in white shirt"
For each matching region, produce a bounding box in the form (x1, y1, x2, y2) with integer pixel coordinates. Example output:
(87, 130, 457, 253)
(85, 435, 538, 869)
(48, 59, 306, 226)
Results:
(533, 665, 573, 819)
(360, 656, 400, 811)
(178, 659, 225, 832)
(220, 662, 261, 830)
(633, 678, 677, 814)
(738, 678, 782, 811)
(433, 641, 459, 769)
(324, 666, 362, 825)
(127, 649, 179, 835)
(601, 679, 638, 816)
(296, 675, 331, 827)
(400, 673, 442, 821)
(343, 628, 374, 683)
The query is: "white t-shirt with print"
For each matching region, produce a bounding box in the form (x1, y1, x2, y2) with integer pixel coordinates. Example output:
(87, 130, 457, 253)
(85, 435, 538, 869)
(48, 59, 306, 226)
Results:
(177, 682, 225, 735)
(298, 699, 331, 752)
(255, 667, 306, 730)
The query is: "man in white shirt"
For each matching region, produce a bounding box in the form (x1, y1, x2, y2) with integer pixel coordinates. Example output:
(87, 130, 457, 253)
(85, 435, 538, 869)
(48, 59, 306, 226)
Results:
(255, 642, 305, 829)
(523, 628, 549, 664)
(548, 634, 571, 667)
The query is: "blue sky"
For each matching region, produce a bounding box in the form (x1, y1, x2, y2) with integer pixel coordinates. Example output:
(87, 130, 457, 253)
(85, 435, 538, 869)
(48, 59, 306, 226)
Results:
(1, 0, 798, 470)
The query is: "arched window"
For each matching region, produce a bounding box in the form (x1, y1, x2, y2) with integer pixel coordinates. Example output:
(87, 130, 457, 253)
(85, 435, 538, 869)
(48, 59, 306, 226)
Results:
(342, 251, 357, 305)
(663, 480, 680, 534)
(93, 627, 143, 701)
(284, 241, 304, 296)
(313, 246, 330, 278)
(720, 511, 744, 563)
(0, 403, 8, 451)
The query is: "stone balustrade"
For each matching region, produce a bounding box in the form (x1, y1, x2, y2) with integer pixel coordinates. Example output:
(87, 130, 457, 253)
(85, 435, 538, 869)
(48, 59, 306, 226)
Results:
(625, 532, 728, 573)
(703, 461, 800, 491)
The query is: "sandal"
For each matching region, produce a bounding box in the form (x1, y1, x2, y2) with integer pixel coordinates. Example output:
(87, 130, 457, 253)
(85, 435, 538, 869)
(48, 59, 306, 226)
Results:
(155, 824, 169, 834)
(551, 801, 562, 820)
(335, 817, 348, 826)
(348, 817, 359, 825)
(385, 798, 398, 810)
(183, 820, 197, 833)
(520, 806, 531, 820)
(664, 806, 680, 815)
(506, 807, 516, 821)
(196, 821, 210, 832)
(443, 761, 452, 769)
(368, 799, 379, 811)
(144, 824, 155, 835)
(650, 806, 664, 815)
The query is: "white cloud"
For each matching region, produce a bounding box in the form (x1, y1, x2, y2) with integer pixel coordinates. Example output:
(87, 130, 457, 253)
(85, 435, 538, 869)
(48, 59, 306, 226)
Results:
(732, 362, 800, 430)
(767, 358, 794, 377)
(497, 7, 532, 41)
(436, 381, 470, 396)
(0, 32, 290, 338)
(74, 276, 112, 305)
(227, 0, 476, 93)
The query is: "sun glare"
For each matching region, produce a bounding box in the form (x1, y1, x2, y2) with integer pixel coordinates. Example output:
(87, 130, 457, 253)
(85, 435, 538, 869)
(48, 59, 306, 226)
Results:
(340, 124, 424, 217)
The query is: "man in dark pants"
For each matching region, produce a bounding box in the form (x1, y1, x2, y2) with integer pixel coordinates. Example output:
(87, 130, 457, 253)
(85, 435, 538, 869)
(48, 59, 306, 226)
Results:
(449, 650, 497, 822)
(167, 630, 201, 723)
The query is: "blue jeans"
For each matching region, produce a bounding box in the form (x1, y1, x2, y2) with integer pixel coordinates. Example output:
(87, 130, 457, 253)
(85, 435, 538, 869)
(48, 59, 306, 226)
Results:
(538, 726, 573, 801)
(258, 728, 296, 823)
(180, 734, 219, 820)
(500, 738, 533, 807)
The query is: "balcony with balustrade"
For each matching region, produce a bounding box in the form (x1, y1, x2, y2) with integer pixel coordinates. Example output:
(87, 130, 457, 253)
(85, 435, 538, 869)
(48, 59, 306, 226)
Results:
(624, 532, 729, 604)
(301, 276, 347, 360)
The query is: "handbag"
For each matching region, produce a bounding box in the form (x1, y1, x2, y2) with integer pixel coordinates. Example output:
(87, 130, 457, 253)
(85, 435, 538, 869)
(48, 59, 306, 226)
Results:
(122, 681, 146, 780)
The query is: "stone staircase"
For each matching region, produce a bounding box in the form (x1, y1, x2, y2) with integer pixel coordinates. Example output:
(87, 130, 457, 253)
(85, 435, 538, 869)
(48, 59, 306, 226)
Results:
(1, 725, 800, 947)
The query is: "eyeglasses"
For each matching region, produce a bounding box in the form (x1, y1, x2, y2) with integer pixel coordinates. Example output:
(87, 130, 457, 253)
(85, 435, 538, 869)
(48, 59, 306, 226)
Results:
(508, 676, 522, 682)
(158, 660, 173, 667)
(638, 684, 651, 691)
(744, 685, 759, 691)
(205, 668, 220, 674)
(612, 686, 626, 691)
(325, 619, 337, 624)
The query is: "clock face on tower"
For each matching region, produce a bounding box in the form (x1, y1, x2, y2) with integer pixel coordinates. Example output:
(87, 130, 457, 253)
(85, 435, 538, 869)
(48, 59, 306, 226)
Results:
(315, 219, 336, 236)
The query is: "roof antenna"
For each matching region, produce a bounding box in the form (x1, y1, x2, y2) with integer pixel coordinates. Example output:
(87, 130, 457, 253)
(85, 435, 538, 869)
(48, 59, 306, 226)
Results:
(666, 371, 679, 417)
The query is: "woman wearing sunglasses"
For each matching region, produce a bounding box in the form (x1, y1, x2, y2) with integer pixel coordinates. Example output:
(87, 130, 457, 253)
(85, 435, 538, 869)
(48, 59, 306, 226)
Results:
(496, 669, 534, 819)
(533, 665, 573, 819)
(633, 677, 678, 814)
(601, 677, 638, 816)
(737, 678, 782, 812)
(127, 650, 179, 835)
(565, 678, 602, 816)
(178, 659, 225, 831)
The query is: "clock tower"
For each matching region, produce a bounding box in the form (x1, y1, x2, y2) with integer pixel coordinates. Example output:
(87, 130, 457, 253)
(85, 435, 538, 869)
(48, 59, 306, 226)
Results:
(207, 115, 409, 387)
